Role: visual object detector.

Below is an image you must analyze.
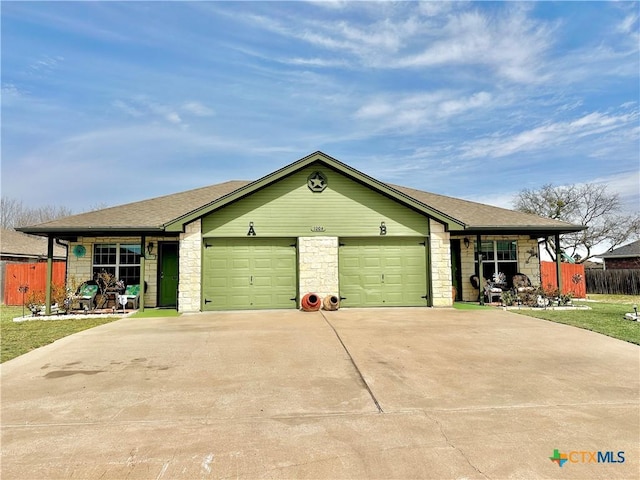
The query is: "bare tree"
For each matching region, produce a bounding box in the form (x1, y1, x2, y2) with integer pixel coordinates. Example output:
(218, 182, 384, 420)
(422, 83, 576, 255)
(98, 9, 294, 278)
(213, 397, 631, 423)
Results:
(513, 183, 640, 263)
(1, 196, 74, 229)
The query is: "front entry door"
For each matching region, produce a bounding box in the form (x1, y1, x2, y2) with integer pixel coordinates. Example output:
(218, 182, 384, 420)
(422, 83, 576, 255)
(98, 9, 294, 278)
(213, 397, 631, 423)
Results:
(158, 242, 179, 307)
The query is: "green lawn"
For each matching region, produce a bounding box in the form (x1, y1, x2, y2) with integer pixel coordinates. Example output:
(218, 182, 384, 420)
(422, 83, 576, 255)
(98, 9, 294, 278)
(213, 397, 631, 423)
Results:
(128, 308, 181, 318)
(453, 302, 493, 310)
(512, 297, 640, 345)
(0, 305, 122, 363)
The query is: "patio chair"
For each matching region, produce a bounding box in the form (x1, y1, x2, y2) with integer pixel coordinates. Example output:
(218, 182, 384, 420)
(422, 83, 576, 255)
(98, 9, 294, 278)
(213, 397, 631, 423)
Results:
(118, 284, 140, 310)
(512, 273, 535, 293)
(484, 280, 503, 304)
(74, 284, 98, 311)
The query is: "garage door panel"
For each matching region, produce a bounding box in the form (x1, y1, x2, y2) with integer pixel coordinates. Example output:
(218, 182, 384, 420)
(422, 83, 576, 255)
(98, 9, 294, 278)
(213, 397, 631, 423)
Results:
(202, 238, 297, 310)
(339, 237, 427, 307)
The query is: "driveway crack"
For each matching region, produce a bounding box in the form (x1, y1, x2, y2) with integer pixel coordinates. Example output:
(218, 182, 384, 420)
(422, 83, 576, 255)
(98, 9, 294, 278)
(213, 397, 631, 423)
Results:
(425, 411, 491, 479)
(320, 311, 383, 413)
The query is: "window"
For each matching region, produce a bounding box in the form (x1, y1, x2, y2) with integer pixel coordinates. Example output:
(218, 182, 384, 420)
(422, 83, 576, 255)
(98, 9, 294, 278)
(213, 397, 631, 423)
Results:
(478, 240, 518, 285)
(93, 243, 141, 286)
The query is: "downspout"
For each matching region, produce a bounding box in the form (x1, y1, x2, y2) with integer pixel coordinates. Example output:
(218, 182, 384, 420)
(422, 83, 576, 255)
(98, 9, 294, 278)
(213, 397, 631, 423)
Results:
(45, 236, 54, 315)
(555, 233, 562, 294)
(139, 235, 146, 312)
(476, 234, 484, 305)
(55, 239, 69, 291)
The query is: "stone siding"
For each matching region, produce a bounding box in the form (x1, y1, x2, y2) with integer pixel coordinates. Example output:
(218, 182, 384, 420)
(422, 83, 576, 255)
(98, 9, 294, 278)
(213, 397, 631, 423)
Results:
(298, 236, 339, 305)
(429, 220, 453, 307)
(178, 220, 202, 312)
(455, 235, 540, 302)
(66, 236, 172, 308)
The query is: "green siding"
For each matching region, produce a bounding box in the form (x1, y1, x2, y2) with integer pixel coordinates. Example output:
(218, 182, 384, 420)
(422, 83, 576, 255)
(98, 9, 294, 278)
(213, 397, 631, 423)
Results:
(339, 238, 428, 307)
(202, 164, 428, 238)
(202, 238, 297, 310)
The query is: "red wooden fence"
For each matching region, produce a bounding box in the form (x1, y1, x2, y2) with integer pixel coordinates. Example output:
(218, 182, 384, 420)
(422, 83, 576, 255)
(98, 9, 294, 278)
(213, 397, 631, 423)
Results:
(540, 261, 586, 298)
(4, 262, 66, 305)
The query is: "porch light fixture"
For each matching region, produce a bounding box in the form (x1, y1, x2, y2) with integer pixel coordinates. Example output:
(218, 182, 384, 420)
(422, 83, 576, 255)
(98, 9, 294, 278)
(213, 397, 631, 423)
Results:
(525, 247, 538, 264)
(147, 241, 154, 256)
(463, 237, 470, 249)
(247, 222, 256, 236)
(380, 222, 387, 235)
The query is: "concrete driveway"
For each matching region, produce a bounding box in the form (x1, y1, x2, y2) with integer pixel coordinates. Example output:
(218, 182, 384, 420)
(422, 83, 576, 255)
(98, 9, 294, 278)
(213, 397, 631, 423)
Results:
(1, 308, 638, 479)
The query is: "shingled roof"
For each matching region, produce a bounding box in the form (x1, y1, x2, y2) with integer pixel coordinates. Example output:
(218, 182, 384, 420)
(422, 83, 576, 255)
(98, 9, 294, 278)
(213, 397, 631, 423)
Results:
(0, 229, 67, 259)
(389, 185, 579, 233)
(18, 152, 582, 237)
(19, 181, 249, 235)
(600, 239, 640, 258)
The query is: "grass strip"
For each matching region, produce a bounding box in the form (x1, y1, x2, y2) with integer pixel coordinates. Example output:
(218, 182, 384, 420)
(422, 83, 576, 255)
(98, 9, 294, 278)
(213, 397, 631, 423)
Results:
(1, 305, 121, 363)
(512, 300, 640, 345)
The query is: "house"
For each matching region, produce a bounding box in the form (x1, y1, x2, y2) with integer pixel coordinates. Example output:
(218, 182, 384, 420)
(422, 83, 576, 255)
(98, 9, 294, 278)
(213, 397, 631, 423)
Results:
(599, 240, 640, 270)
(18, 152, 583, 312)
(1, 228, 67, 305)
(1, 228, 67, 262)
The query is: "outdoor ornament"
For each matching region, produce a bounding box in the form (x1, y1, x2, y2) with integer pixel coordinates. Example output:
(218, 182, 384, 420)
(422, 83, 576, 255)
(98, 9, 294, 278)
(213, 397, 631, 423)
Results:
(118, 295, 128, 313)
(18, 285, 29, 318)
(624, 304, 638, 322)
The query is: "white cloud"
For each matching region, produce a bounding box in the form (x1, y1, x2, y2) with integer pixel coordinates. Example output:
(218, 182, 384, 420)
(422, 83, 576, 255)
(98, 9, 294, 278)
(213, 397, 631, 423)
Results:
(459, 110, 639, 159)
(182, 101, 214, 117)
(618, 11, 639, 34)
(112, 96, 187, 124)
(28, 55, 64, 74)
(394, 7, 554, 83)
(354, 90, 495, 133)
(112, 99, 144, 117)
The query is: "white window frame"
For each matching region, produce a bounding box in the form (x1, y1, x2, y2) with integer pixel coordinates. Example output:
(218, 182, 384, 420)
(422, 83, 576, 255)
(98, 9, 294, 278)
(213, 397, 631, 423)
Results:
(92, 243, 141, 284)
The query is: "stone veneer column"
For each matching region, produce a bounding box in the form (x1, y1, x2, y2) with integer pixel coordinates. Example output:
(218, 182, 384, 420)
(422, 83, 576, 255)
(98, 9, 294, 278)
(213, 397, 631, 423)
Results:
(298, 236, 339, 306)
(429, 219, 453, 307)
(178, 219, 202, 312)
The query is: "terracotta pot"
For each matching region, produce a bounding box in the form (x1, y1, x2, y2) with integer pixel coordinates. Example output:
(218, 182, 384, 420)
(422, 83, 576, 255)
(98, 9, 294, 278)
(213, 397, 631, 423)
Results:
(323, 295, 340, 311)
(301, 293, 321, 311)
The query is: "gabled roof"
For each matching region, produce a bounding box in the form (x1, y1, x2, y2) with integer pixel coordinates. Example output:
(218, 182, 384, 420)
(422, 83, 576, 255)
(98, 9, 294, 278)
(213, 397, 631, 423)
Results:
(0, 229, 67, 259)
(600, 239, 640, 259)
(18, 151, 583, 237)
(162, 151, 466, 232)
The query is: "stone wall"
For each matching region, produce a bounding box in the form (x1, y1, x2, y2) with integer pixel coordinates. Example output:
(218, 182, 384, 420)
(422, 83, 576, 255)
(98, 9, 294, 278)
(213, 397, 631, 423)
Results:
(298, 236, 339, 305)
(455, 235, 540, 302)
(429, 220, 453, 307)
(178, 220, 202, 312)
(66, 235, 169, 308)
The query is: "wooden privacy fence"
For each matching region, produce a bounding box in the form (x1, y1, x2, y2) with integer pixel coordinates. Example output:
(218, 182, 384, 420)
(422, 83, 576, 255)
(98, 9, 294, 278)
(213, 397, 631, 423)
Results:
(3, 262, 66, 305)
(540, 261, 586, 298)
(585, 269, 640, 295)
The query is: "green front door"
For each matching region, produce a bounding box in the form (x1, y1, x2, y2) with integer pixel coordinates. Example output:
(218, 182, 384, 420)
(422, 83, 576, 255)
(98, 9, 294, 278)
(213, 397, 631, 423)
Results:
(202, 238, 297, 310)
(158, 242, 179, 307)
(339, 237, 428, 307)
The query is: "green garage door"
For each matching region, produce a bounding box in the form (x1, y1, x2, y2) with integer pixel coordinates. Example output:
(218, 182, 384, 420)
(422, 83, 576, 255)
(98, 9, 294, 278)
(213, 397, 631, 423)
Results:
(339, 238, 428, 307)
(202, 238, 297, 310)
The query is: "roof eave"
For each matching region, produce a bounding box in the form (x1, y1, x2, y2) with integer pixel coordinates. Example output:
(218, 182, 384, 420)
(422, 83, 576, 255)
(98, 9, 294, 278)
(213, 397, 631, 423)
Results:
(17, 226, 168, 237)
(458, 225, 585, 235)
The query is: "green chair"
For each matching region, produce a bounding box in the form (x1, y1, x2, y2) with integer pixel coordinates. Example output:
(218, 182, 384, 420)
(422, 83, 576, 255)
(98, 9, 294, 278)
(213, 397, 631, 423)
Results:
(119, 284, 140, 310)
(75, 284, 98, 311)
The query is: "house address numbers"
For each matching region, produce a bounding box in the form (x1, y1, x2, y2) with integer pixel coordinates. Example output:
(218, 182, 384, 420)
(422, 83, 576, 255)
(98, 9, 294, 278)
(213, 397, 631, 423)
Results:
(311, 226, 326, 232)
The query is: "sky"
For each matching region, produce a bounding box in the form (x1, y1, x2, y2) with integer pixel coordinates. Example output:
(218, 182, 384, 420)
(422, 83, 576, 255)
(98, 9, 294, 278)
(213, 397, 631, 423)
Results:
(1, 1, 639, 215)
